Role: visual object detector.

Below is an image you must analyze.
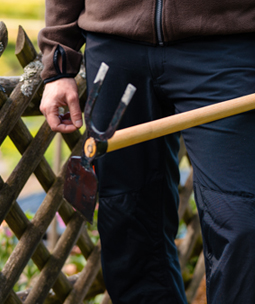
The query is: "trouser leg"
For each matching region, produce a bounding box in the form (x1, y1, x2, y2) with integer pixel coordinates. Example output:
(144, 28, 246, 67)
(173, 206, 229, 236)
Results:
(158, 33, 255, 304)
(84, 33, 187, 304)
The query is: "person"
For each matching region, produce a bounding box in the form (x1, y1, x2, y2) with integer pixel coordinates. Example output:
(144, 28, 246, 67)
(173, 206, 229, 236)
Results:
(38, 1, 255, 303)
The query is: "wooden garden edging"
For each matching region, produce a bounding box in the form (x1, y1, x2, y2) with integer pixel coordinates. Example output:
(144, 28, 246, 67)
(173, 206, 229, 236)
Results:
(0, 21, 205, 304)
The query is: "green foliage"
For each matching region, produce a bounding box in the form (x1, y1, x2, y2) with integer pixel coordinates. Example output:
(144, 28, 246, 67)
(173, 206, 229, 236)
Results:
(177, 220, 187, 239)
(0, 217, 40, 292)
(86, 294, 104, 304)
(189, 194, 197, 212)
(0, 116, 76, 177)
(0, 41, 24, 76)
(0, 224, 18, 270)
(0, 0, 43, 76)
(67, 254, 86, 273)
(16, 259, 40, 292)
(87, 207, 100, 244)
(0, 0, 45, 20)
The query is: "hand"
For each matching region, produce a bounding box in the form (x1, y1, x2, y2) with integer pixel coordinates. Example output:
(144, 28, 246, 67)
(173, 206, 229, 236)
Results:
(40, 78, 83, 133)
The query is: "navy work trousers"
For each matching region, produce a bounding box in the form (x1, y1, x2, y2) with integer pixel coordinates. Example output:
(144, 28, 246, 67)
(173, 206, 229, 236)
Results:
(84, 32, 255, 304)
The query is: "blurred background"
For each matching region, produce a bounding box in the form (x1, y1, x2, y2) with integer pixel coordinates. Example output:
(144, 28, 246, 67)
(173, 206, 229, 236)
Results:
(0, 0, 45, 76)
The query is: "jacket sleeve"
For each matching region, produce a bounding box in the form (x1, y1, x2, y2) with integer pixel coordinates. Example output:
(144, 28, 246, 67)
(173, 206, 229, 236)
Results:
(38, 0, 85, 83)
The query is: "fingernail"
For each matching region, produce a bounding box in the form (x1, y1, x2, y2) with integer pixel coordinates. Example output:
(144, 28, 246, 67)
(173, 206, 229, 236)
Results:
(75, 120, 83, 128)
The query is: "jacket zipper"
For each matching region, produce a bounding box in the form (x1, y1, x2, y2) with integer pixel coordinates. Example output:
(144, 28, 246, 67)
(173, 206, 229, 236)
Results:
(155, 0, 164, 46)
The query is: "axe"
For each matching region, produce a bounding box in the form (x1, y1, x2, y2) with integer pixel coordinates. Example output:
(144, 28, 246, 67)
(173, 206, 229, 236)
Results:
(64, 62, 255, 223)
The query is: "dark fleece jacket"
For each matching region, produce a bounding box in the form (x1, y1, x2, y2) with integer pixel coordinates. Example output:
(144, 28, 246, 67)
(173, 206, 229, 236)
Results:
(38, 0, 255, 82)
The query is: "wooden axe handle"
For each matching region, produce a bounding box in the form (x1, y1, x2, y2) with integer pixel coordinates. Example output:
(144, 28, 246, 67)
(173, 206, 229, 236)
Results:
(107, 93, 255, 153)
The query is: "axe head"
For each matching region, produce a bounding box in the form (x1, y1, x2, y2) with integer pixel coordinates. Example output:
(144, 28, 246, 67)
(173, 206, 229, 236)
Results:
(63, 156, 98, 224)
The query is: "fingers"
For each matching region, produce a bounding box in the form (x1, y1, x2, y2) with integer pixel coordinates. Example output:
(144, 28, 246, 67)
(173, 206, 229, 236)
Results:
(47, 111, 78, 133)
(40, 78, 83, 133)
(66, 90, 83, 129)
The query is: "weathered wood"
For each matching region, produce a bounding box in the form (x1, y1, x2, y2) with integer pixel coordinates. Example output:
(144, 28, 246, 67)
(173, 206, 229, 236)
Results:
(0, 21, 8, 57)
(76, 66, 87, 110)
(0, 77, 20, 96)
(18, 274, 105, 304)
(0, 179, 23, 304)
(15, 26, 37, 68)
(0, 133, 101, 302)
(0, 121, 55, 225)
(4, 96, 57, 192)
(0, 23, 122, 304)
(0, 58, 86, 116)
(0, 23, 107, 304)
(58, 200, 95, 258)
(2, 113, 103, 296)
(0, 184, 60, 300)
(178, 213, 201, 270)
(185, 251, 205, 304)
(100, 291, 112, 304)
(22, 66, 87, 117)
(0, 174, 65, 302)
(0, 84, 9, 109)
(57, 198, 105, 292)
(0, 60, 44, 145)
(3, 124, 104, 302)
(5, 199, 73, 296)
(7, 113, 95, 257)
(61, 129, 83, 151)
(24, 212, 85, 304)
(63, 241, 102, 304)
(178, 135, 186, 163)
(4, 292, 23, 304)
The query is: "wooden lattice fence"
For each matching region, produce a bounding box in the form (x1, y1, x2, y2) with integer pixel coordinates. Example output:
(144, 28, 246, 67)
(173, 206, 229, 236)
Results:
(0, 21, 206, 304)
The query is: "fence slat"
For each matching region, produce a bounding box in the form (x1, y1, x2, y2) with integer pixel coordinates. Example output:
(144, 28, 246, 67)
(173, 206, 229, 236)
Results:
(2, 119, 104, 300)
(0, 21, 8, 57)
(0, 121, 55, 225)
(15, 26, 38, 68)
(0, 77, 20, 96)
(0, 174, 65, 302)
(0, 62, 43, 145)
(4, 292, 23, 304)
(0, 86, 9, 109)
(0, 134, 95, 302)
(63, 241, 102, 304)
(3, 193, 74, 301)
(100, 291, 112, 304)
(24, 212, 85, 304)
(185, 251, 205, 304)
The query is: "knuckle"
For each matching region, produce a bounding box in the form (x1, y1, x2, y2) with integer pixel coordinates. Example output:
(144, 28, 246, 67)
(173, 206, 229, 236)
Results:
(51, 125, 59, 132)
(71, 110, 81, 118)
(39, 104, 45, 113)
(68, 92, 79, 104)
